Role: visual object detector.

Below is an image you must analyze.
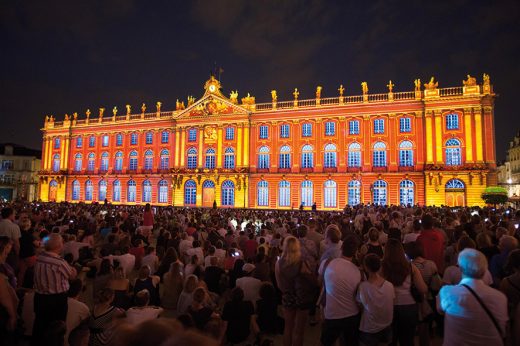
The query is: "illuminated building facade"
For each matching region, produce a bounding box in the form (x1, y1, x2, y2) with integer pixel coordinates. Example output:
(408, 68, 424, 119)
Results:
(39, 74, 496, 208)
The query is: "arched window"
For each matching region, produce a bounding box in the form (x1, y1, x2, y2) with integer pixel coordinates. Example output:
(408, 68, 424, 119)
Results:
(129, 151, 138, 170)
(142, 180, 152, 202)
(324, 143, 337, 168)
(279, 145, 291, 169)
(205, 148, 216, 169)
(221, 180, 235, 207)
(72, 180, 80, 201)
(144, 150, 153, 170)
(85, 180, 93, 201)
(74, 154, 82, 172)
(301, 180, 313, 208)
(399, 180, 414, 206)
(114, 151, 123, 171)
(373, 142, 387, 167)
(446, 179, 465, 190)
(258, 146, 270, 169)
(158, 180, 168, 203)
(373, 180, 387, 205)
(348, 180, 361, 206)
(160, 149, 169, 170)
(446, 139, 462, 166)
(323, 180, 337, 208)
(399, 141, 414, 167)
(279, 181, 291, 207)
(99, 180, 107, 201)
(113, 180, 121, 202)
(348, 142, 361, 167)
(87, 153, 95, 171)
(301, 144, 314, 168)
(257, 181, 269, 206)
(127, 180, 136, 202)
(52, 154, 60, 172)
(116, 133, 123, 146)
(100, 152, 109, 171)
(185, 180, 197, 205)
(187, 147, 197, 169)
(224, 147, 235, 169)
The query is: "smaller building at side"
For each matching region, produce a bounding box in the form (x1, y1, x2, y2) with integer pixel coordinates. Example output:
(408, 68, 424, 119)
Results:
(0, 143, 41, 201)
(497, 131, 520, 205)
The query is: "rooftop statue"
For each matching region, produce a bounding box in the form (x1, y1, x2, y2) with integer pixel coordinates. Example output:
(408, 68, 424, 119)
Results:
(229, 91, 238, 104)
(483, 73, 490, 85)
(271, 90, 277, 102)
(113, 106, 117, 116)
(293, 88, 299, 100)
(338, 84, 345, 96)
(141, 103, 146, 113)
(316, 86, 322, 98)
(99, 108, 105, 117)
(126, 104, 131, 115)
(361, 82, 368, 95)
(414, 79, 421, 91)
(463, 75, 477, 86)
(424, 77, 438, 90)
(156, 101, 162, 112)
(387, 80, 394, 93)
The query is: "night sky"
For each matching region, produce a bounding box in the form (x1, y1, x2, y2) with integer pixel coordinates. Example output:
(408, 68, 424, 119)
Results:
(1, 0, 519, 161)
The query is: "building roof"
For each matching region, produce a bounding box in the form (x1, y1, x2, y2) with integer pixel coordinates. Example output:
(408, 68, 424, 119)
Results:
(0, 143, 41, 159)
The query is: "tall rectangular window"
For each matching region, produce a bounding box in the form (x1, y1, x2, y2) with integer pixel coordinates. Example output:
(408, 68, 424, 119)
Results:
(446, 114, 459, 130)
(259, 125, 268, 139)
(76, 137, 83, 148)
(325, 122, 335, 136)
(161, 131, 169, 144)
(102, 135, 109, 147)
(280, 124, 290, 138)
(302, 123, 312, 137)
(400, 118, 411, 133)
(130, 133, 138, 145)
(146, 132, 153, 144)
(225, 127, 234, 140)
(54, 138, 60, 149)
(374, 119, 385, 134)
(89, 136, 95, 147)
(349, 120, 360, 135)
(188, 128, 197, 142)
(116, 134, 123, 146)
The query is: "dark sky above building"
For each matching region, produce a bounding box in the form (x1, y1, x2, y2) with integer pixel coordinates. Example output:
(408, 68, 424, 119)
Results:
(1, 0, 519, 160)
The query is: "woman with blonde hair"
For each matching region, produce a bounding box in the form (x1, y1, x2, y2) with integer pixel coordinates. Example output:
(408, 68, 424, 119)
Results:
(108, 267, 130, 310)
(162, 262, 184, 312)
(275, 236, 315, 346)
(177, 275, 199, 314)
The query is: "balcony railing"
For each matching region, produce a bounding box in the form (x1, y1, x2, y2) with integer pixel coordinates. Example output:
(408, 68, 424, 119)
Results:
(347, 166, 362, 173)
(300, 167, 314, 173)
(323, 167, 338, 173)
(398, 166, 415, 172)
(372, 166, 388, 173)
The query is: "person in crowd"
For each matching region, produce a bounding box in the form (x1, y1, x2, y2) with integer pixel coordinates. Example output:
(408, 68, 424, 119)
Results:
(0, 207, 21, 271)
(416, 214, 446, 274)
(187, 287, 219, 331)
(490, 235, 519, 286)
(256, 282, 284, 335)
(476, 232, 500, 263)
(365, 227, 384, 258)
(204, 256, 225, 295)
(156, 247, 181, 280)
(0, 237, 17, 341)
(162, 262, 184, 312)
(108, 267, 131, 310)
(89, 288, 124, 346)
(222, 286, 257, 344)
(177, 274, 199, 315)
(133, 265, 160, 306)
(236, 263, 263, 306)
(64, 279, 90, 346)
(438, 248, 508, 346)
(18, 217, 39, 288)
(403, 219, 422, 244)
(141, 203, 154, 242)
(320, 224, 342, 263)
(94, 258, 113, 298)
(129, 238, 145, 270)
(253, 252, 271, 282)
(109, 246, 136, 278)
(126, 289, 164, 324)
(499, 249, 520, 345)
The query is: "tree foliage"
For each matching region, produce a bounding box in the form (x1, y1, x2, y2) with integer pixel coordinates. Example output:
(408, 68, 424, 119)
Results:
(481, 186, 508, 205)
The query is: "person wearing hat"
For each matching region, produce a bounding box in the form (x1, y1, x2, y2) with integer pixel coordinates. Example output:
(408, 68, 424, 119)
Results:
(236, 263, 262, 307)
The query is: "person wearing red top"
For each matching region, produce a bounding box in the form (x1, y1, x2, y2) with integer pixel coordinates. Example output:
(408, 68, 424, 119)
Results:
(142, 204, 154, 241)
(416, 214, 446, 274)
(129, 239, 146, 269)
(244, 233, 258, 261)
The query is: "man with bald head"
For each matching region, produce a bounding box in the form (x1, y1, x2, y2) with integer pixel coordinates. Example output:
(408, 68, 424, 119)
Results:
(32, 233, 77, 346)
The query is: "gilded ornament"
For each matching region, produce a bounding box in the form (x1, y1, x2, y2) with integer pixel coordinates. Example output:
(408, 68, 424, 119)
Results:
(204, 127, 217, 140)
(156, 101, 162, 112)
(414, 79, 421, 91)
(229, 91, 238, 104)
(141, 103, 146, 113)
(483, 73, 490, 85)
(462, 75, 476, 86)
(112, 106, 117, 116)
(187, 96, 195, 106)
(293, 88, 299, 100)
(99, 108, 105, 117)
(271, 90, 277, 102)
(338, 85, 345, 96)
(424, 77, 438, 90)
(387, 80, 394, 92)
(126, 104, 131, 115)
(361, 82, 368, 95)
(316, 86, 322, 99)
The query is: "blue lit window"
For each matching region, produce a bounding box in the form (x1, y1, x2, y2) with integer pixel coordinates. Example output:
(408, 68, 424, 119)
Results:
(99, 180, 107, 201)
(446, 114, 459, 130)
(373, 180, 387, 205)
(225, 127, 234, 140)
(100, 152, 109, 171)
(85, 180, 93, 201)
(161, 131, 169, 144)
(116, 134, 123, 146)
(348, 142, 361, 167)
(87, 153, 95, 171)
(113, 180, 121, 202)
(399, 180, 414, 206)
(76, 137, 83, 148)
(301, 180, 313, 208)
(129, 151, 138, 170)
(74, 154, 82, 171)
(301, 144, 314, 168)
(89, 136, 95, 147)
(131, 133, 138, 145)
(278, 180, 291, 207)
(158, 180, 168, 203)
(127, 180, 136, 202)
(302, 123, 312, 137)
(399, 141, 414, 167)
(280, 124, 290, 138)
(374, 119, 385, 134)
(224, 147, 235, 169)
(258, 146, 270, 169)
(373, 142, 387, 167)
(144, 150, 153, 170)
(257, 181, 269, 207)
(54, 138, 60, 149)
(146, 132, 153, 144)
(325, 122, 335, 136)
(142, 180, 152, 202)
(187, 148, 197, 169)
(221, 180, 235, 206)
(348, 180, 361, 206)
(446, 179, 465, 190)
(400, 118, 411, 133)
(324, 180, 337, 208)
(185, 180, 197, 205)
(72, 180, 80, 201)
(160, 149, 169, 170)
(324, 143, 337, 168)
(259, 125, 268, 139)
(445, 138, 462, 165)
(279, 145, 291, 169)
(205, 148, 216, 169)
(188, 128, 197, 142)
(349, 120, 360, 135)
(114, 152, 123, 171)
(102, 135, 109, 147)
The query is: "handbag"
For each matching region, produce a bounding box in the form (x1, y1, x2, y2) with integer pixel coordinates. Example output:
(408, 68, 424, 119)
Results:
(294, 260, 319, 309)
(410, 263, 424, 303)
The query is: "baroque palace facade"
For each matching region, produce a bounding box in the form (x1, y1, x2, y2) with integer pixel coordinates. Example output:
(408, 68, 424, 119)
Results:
(38, 74, 496, 208)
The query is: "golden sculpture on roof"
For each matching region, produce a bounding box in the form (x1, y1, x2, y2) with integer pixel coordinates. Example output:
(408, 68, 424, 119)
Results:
(414, 79, 421, 91)
(293, 88, 299, 100)
(387, 80, 394, 93)
(271, 90, 277, 102)
(463, 75, 477, 86)
(86, 109, 91, 118)
(99, 108, 105, 117)
(64, 114, 69, 121)
(424, 77, 438, 90)
(229, 91, 238, 104)
(204, 126, 217, 140)
(361, 82, 368, 95)
(112, 106, 117, 116)
(73, 112, 78, 120)
(241, 93, 255, 106)
(316, 86, 322, 99)
(338, 85, 345, 96)
(141, 103, 146, 113)
(126, 104, 131, 115)
(483, 73, 490, 85)
(156, 101, 162, 112)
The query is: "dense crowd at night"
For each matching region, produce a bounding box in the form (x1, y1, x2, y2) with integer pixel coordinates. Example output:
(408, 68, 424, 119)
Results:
(0, 201, 519, 346)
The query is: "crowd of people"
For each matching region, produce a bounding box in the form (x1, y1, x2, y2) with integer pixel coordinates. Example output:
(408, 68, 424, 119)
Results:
(0, 200, 519, 346)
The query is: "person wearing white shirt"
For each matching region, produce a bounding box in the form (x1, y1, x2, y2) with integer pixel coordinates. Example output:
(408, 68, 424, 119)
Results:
(186, 240, 204, 266)
(126, 289, 163, 325)
(141, 247, 159, 274)
(62, 235, 88, 262)
(109, 247, 135, 277)
(235, 263, 262, 306)
(438, 248, 508, 346)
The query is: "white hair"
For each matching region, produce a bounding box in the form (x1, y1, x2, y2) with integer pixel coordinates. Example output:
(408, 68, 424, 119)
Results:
(458, 248, 487, 279)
